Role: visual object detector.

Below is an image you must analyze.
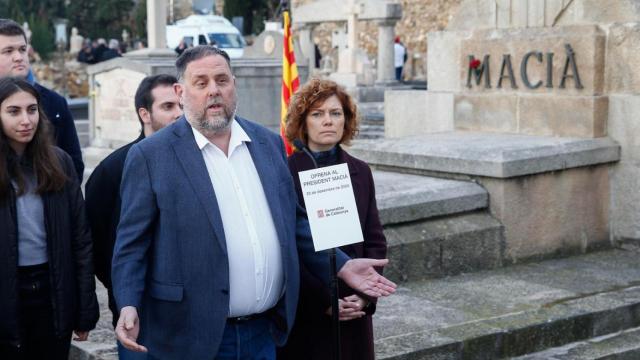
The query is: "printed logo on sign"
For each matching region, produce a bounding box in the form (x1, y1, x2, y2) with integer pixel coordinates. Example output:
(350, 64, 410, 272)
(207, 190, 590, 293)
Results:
(317, 209, 325, 218)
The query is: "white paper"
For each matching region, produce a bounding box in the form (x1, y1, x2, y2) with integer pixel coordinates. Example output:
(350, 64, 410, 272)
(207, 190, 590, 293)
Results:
(298, 163, 364, 251)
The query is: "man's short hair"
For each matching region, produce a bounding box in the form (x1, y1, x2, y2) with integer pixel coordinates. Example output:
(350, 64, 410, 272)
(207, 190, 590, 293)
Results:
(175, 45, 231, 81)
(134, 74, 178, 127)
(0, 19, 27, 42)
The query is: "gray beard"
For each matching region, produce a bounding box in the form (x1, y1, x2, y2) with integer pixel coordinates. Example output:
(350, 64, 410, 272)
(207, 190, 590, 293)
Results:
(189, 103, 237, 133)
(198, 112, 233, 132)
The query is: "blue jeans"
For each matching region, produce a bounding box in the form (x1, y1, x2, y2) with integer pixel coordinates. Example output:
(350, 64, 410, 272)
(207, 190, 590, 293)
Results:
(216, 316, 275, 360)
(118, 341, 148, 360)
(395, 66, 403, 81)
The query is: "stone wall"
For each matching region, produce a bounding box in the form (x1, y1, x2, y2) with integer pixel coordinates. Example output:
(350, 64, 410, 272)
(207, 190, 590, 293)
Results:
(422, 0, 640, 242)
(298, 0, 461, 79)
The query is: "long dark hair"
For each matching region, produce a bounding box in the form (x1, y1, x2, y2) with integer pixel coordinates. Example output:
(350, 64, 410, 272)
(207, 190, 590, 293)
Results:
(0, 78, 67, 199)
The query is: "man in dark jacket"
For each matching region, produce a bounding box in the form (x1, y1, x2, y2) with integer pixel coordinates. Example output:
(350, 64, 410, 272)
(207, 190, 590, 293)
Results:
(0, 18, 85, 181)
(84, 74, 181, 359)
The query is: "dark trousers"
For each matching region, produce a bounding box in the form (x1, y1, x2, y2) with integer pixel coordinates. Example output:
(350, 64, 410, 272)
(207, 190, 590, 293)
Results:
(395, 66, 403, 81)
(1, 264, 71, 360)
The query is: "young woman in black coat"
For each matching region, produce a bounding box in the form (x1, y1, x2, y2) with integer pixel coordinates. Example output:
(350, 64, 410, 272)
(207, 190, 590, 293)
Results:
(278, 78, 388, 360)
(0, 78, 99, 360)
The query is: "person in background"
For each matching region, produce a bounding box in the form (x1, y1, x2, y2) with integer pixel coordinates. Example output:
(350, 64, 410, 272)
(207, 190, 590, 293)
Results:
(0, 77, 98, 360)
(77, 39, 96, 64)
(85, 74, 181, 360)
(278, 77, 387, 360)
(175, 38, 188, 55)
(0, 19, 85, 181)
(394, 36, 407, 81)
(99, 39, 121, 62)
(92, 38, 107, 63)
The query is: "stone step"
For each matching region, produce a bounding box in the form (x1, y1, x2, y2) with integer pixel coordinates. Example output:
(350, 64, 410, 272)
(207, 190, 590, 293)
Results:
(358, 101, 385, 117)
(350, 131, 621, 179)
(68, 97, 89, 122)
(373, 249, 640, 359)
(353, 84, 414, 103)
(75, 119, 90, 133)
(373, 171, 488, 225)
(383, 211, 504, 283)
(356, 127, 384, 140)
(513, 326, 640, 360)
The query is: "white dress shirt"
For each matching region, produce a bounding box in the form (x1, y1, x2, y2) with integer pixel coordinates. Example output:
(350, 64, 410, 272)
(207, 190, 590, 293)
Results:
(191, 120, 284, 317)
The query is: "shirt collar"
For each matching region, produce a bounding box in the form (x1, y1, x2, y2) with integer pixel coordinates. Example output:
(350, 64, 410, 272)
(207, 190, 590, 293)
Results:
(190, 118, 251, 152)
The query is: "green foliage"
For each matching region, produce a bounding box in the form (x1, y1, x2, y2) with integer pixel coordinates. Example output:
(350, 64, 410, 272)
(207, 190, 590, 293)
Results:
(67, 0, 135, 40)
(132, 0, 148, 41)
(223, 0, 280, 35)
(0, 0, 66, 60)
(27, 14, 55, 60)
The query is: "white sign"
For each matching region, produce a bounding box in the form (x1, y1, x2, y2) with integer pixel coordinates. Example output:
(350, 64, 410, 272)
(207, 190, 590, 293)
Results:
(299, 163, 364, 251)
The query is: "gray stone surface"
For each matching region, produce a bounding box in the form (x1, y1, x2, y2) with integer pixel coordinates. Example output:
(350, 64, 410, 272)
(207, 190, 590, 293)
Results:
(514, 326, 640, 360)
(70, 282, 118, 360)
(608, 95, 640, 243)
(373, 171, 488, 225)
(383, 212, 504, 283)
(373, 249, 640, 359)
(349, 131, 621, 178)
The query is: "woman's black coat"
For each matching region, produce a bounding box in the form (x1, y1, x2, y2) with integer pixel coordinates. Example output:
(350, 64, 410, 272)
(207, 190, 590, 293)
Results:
(0, 148, 99, 348)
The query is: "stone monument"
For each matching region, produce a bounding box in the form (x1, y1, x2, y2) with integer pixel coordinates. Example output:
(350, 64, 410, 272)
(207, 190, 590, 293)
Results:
(86, 0, 176, 151)
(69, 27, 84, 55)
(293, 0, 402, 87)
(354, 0, 640, 264)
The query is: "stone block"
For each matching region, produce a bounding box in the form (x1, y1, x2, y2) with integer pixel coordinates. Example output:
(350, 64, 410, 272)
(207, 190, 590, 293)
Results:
(496, 0, 511, 29)
(608, 95, 640, 241)
(512, 0, 529, 27)
(460, 25, 605, 96)
(384, 226, 442, 283)
(426, 91, 455, 133)
(545, 0, 565, 26)
(93, 68, 147, 146)
(518, 95, 608, 137)
(528, 0, 546, 27)
(383, 213, 504, 283)
(606, 23, 640, 94)
(454, 94, 518, 133)
(482, 165, 611, 263)
(572, 0, 640, 24)
(373, 171, 488, 225)
(384, 90, 427, 138)
(427, 31, 466, 92)
(348, 132, 621, 178)
(447, 0, 497, 31)
(439, 213, 505, 276)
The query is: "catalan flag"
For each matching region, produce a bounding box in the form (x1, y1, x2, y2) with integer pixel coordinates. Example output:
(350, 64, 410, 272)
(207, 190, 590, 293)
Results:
(281, 10, 299, 156)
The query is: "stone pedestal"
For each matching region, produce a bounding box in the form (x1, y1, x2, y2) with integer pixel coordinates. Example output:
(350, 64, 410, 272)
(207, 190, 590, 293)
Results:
(87, 57, 176, 148)
(296, 25, 315, 70)
(348, 132, 620, 262)
(147, 0, 167, 49)
(376, 19, 397, 85)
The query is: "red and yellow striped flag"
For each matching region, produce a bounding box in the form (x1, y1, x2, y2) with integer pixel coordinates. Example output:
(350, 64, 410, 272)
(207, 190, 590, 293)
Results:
(281, 10, 299, 156)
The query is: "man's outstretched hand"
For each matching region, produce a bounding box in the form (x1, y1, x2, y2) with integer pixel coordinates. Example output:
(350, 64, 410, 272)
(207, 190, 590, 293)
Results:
(337, 258, 396, 297)
(115, 306, 148, 353)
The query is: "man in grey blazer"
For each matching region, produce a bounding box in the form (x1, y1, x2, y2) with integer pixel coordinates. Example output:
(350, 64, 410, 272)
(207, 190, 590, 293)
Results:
(111, 46, 395, 359)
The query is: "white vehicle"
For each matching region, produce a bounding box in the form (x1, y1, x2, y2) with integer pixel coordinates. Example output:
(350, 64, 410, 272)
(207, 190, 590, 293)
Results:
(166, 14, 246, 58)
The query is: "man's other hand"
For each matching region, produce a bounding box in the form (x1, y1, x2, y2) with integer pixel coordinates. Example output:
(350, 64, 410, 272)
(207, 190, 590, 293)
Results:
(337, 258, 396, 297)
(115, 306, 148, 353)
